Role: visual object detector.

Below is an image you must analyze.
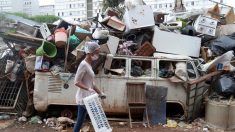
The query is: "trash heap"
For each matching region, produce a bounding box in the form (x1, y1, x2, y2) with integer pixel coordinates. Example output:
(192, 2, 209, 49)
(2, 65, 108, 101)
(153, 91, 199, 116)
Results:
(0, 1, 235, 126)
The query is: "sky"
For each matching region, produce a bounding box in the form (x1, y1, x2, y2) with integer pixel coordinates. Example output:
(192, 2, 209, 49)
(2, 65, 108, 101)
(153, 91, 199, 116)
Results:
(38, 0, 234, 7)
(226, 0, 235, 8)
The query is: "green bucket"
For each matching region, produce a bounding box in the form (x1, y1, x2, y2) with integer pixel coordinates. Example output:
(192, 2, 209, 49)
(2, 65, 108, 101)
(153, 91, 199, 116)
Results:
(36, 41, 57, 58)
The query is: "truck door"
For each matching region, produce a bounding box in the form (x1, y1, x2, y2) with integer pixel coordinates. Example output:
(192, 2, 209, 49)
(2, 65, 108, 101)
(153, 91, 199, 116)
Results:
(98, 57, 128, 113)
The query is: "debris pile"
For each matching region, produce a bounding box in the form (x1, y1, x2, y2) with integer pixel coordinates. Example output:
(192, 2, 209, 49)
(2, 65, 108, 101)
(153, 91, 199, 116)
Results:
(0, 0, 234, 131)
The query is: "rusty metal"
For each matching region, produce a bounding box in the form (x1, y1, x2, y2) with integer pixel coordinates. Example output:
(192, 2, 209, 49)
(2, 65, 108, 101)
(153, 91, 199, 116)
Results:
(0, 43, 28, 114)
(185, 71, 222, 122)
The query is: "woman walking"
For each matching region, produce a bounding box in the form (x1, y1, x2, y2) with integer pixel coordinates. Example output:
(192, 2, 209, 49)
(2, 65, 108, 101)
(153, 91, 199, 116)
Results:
(73, 41, 105, 132)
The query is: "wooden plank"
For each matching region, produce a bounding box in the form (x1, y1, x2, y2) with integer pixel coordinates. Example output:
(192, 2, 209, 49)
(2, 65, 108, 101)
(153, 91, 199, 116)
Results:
(188, 71, 222, 85)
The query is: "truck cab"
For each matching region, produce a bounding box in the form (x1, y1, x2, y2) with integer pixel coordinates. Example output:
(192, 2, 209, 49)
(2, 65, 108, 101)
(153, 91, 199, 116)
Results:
(34, 53, 205, 120)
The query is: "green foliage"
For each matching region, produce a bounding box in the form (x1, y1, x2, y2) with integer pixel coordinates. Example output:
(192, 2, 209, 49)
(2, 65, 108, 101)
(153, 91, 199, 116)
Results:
(9, 12, 59, 23)
(102, 0, 125, 12)
(11, 12, 30, 19)
(30, 15, 59, 23)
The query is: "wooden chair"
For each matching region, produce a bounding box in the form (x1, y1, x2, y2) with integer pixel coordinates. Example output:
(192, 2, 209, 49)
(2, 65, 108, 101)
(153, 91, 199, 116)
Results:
(126, 82, 150, 128)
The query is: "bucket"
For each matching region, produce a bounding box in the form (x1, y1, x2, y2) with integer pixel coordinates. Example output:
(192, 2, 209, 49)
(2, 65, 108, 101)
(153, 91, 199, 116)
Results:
(69, 35, 81, 50)
(36, 41, 57, 58)
(54, 28, 68, 48)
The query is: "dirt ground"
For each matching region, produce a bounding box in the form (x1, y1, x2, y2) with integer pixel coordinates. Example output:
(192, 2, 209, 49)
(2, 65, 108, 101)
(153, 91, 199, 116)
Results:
(0, 117, 201, 132)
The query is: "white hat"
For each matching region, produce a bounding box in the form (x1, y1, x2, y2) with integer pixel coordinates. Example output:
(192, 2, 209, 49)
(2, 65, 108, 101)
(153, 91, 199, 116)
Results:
(84, 41, 100, 54)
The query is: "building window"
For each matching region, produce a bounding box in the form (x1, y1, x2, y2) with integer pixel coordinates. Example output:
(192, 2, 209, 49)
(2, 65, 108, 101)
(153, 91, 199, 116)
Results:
(62, 12, 64, 16)
(70, 12, 72, 16)
(159, 4, 162, 8)
(165, 4, 167, 8)
(58, 12, 60, 16)
(154, 4, 157, 8)
(70, 4, 72, 8)
(191, 1, 194, 6)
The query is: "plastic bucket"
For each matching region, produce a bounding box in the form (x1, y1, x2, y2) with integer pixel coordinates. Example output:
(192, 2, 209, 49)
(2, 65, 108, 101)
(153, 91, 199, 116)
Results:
(54, 28, 67, 47)
(69, 35, 81, 50)
(36, 41, 57, 58)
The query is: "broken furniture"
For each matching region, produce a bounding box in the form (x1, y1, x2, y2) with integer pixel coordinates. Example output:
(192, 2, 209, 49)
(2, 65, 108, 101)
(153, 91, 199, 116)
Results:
(16, 21, 38, 37)
(123, 5, 155, 30)
(0, 49, 28, 114)
(207, 3, 235, 25)
(126, 82, 150, 128)
(152, 26, 201, 57)
(100, 16, 126, 31)
(135, 41, 156, 56)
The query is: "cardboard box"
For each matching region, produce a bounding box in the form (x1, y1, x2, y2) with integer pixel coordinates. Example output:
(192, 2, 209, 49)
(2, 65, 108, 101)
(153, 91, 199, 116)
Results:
(135, 41, 156, 56)
(104, 54, 113, 69)
(101, 16, 126, 31)
(123, 5, 155, 30)
(152, 27, 201, 57)
(72, 37, 90, 60)
(100, 44, 110, 54)
(224, 8, 235, 24)
(107, 35, 120, 55)
(194, 15, 218, 36)
(207, 4, 220, 20)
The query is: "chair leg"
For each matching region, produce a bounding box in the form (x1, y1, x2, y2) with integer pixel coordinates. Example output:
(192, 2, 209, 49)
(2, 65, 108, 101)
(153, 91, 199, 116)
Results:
(145, 108, 150, 128)
(128, 107, 132, 128)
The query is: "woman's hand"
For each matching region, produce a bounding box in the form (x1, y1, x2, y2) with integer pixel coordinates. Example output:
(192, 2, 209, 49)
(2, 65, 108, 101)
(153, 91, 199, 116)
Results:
(99, 92, 106, 99)
(88, 88, 96, 93)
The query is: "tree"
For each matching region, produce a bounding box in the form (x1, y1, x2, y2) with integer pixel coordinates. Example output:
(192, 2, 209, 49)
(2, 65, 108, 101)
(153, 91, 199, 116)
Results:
(30, 15, 59, 23)
(102, 0, 125, 12)
(9, 12, 59, 23)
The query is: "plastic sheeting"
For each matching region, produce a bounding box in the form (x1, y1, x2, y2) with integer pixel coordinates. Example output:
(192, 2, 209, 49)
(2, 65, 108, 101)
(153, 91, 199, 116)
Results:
(211, 33, 235, 56)
(201, 51, 235, 72)
(213, 74, 235, 97)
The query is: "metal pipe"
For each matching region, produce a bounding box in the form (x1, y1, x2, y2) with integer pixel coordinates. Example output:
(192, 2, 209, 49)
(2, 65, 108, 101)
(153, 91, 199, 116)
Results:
(209, 0, 234, 9)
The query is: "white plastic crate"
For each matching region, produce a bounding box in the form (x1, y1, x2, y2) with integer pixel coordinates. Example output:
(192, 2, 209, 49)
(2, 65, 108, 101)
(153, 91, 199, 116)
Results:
(83, 94, 112, 132)
(194, 15, 218, 36)
(40, 23, 51, 39)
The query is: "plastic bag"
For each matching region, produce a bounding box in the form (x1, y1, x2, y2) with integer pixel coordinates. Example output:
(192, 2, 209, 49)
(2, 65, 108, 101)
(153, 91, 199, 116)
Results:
(175, 62, 187, 81)
(213, 75, 235, 97)
(211, 33, 235, 56)
(201, 50, 235, 72)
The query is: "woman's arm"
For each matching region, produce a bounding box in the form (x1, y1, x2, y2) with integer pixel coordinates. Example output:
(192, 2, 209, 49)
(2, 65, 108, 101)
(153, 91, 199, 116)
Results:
(75, 82, 90, 91)
(93, 85, 101, 94)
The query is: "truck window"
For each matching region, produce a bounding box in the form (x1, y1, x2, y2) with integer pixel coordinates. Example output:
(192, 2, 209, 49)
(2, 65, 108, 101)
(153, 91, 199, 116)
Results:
(130, 60, 152, 77)
(187, 61, 196, 79)
(158, 60, 189, 82)
(158, 60, 175, 78)
(104, 58, 126, 76)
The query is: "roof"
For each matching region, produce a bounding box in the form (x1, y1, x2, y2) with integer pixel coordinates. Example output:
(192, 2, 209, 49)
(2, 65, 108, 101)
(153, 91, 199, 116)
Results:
(3, 13, 41, 26)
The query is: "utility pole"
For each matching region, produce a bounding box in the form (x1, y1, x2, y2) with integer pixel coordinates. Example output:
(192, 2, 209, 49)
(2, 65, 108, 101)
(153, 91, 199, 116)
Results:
(173, 0, 186, 12)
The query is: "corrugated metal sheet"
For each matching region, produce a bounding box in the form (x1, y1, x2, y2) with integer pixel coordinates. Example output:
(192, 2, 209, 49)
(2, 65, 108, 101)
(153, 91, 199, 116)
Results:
(48, 75, 62, 93)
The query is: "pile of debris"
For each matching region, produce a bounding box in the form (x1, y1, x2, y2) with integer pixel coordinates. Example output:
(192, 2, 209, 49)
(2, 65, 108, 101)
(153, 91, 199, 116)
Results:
(0, 0, 235, 130)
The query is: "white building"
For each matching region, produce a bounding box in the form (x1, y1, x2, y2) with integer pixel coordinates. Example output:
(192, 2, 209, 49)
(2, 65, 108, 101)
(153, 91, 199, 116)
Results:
(0, 0, 23, 13)
(144, 0, 226, 12)
(22, 0, 40, 16)
(0, 0, 12, 12)
(54, 0, 103, 21)
(0, 0, 40, 16)
(39, 5, 55, 15)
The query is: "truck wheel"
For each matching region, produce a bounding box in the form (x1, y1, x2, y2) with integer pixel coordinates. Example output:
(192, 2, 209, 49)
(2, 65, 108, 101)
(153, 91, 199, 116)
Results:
(61, 109, 73, 119)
